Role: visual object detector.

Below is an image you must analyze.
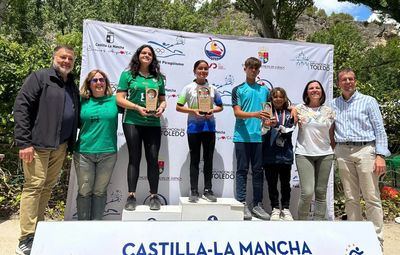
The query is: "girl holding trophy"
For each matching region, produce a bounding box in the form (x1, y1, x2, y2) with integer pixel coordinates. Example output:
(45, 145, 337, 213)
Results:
(116, 45, 166, 211)
(176, 60, 223, 203)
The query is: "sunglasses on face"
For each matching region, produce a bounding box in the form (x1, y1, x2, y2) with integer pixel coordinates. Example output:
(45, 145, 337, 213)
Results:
(91, 78, 105, 83)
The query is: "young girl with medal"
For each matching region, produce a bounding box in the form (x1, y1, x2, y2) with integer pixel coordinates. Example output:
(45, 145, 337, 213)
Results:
(176, 60, 223, 203)
(262, 87, 295, 221)
(116, 44, 166, 211)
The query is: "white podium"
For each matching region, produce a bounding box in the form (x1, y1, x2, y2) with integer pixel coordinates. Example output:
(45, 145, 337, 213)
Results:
(121, 205, 181, 221)
(121, 197, 244, 221)
(180, 197, 243, 221)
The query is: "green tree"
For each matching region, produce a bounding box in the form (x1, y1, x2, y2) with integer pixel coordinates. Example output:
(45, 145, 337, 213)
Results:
(203, 6, 257, 36)
(308, 22, 400, 148)
(307, 21, 366, 76)
(327, 12, 354, 24)
(0, 37, 51, 144)
(339, 0, 400, 22)
(235, 0, 314, 39)
(356, 38, 400, 147)
(163, 0, 205, 32)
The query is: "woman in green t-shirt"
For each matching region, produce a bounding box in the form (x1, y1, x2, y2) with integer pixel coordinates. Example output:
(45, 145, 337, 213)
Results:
(74, 69, 118, 220)
(116, 44, 166, 211)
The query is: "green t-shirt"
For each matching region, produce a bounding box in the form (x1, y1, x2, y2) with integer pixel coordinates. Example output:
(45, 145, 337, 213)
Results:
(118, 70, 165, 126)
(75, 95, 118, 153)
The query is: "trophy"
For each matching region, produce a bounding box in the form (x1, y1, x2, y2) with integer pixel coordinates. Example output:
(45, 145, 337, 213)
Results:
(145, 88, 158, 114)
(261, 102, 274, 134)
(263, 102, 274, 119)
(197, 86, 211, 115)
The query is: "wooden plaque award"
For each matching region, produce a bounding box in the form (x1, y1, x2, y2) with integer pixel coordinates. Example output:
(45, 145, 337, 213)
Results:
(145, 88, 158, 114)
(197, 86, 211, 115)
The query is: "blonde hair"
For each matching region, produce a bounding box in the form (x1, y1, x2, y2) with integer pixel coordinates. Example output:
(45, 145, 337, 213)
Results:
(80, 69, 113, 99)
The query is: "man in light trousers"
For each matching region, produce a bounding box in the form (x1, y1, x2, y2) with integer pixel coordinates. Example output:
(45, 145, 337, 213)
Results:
(13, 45, 79, 255)
(332, 67, 390, 247)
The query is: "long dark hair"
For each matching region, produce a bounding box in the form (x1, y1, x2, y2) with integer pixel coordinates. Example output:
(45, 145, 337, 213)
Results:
(128, 44, 162, 79)
(268, 87, 290, 111)
(302, 80, 326, 106)
(193, 59, 209, 72)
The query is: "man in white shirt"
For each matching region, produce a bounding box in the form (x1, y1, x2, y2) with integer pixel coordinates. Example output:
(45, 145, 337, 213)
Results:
(332, 68, 391, 246)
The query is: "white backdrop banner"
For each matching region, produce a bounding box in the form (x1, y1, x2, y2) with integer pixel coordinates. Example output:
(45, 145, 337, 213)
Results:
(65, 20, 334, 220)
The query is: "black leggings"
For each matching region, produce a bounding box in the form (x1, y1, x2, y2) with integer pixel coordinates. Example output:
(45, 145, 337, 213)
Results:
(264, 163, 292, 209)
(187, 132, 215, 191)
(123, 123, 161, 194)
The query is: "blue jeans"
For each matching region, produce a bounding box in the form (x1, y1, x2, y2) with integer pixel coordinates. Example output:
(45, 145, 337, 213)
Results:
(73, 152, 117, 220)
(235, 142, 264, 204)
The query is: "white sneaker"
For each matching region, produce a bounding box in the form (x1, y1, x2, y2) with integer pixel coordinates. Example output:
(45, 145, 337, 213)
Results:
(270, 208, 281, 221)
(281, 208, 294, 221)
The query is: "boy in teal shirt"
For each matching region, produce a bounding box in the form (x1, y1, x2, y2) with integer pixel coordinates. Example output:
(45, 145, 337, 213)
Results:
(232, 57, 270, 220)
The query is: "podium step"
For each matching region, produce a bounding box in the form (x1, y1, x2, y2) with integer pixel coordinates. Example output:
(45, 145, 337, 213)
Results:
(122, 205, 181, 221)
(121, 197, 244, 221)
(180, 197, 244, 221)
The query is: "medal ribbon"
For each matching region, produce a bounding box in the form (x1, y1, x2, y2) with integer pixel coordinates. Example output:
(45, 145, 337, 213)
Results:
(274, 110, 285, 126)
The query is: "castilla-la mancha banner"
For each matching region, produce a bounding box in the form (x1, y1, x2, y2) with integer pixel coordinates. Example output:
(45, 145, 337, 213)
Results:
(65, 19, 334, 220)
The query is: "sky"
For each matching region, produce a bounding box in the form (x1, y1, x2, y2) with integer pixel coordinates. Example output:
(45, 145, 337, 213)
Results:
(313, 0, 372, 21)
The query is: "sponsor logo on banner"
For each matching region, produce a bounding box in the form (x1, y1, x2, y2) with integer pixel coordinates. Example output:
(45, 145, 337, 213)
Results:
(88, 30, 133, 55)
(166, 88, 178, 99)
(208, 215, 219, 221)
(212, 170, 235, 180)
(148, 37, 185, 58)
(106, 31, 114, 43)
(345, 244, 365, 255)
(138, 156, 181, 182)
(216, 130, 233, 142)
(122, 240, 313, 255)
(161, 127, 186, 137)
(209, 62, 226, 70)
(158, 160, 165, 174)
(213, 75, 234, 106)
(256, 48, 286, 70)
(110, 81, 118, 94)
(258, 48, 269, 64)
(256, 77, 274, 91)
(103, 189, 123, 216)
(148, 37, 185, 67)
(139, 175, 182, 182)
(71, 189, 123, 219)
(292, 51, 331, 72)
(292, 175, 300, 188)
(204, 37, 226, 61)
(143, 193, 168, 206)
